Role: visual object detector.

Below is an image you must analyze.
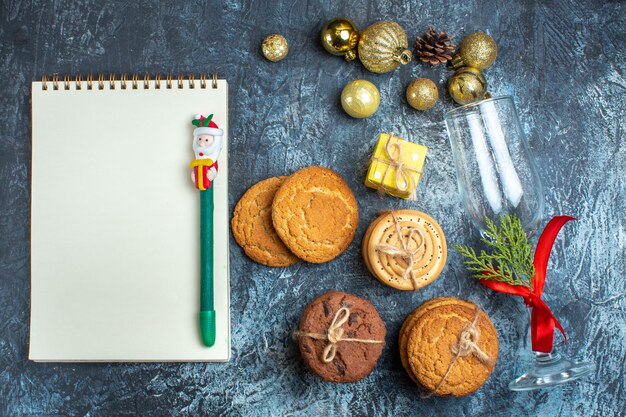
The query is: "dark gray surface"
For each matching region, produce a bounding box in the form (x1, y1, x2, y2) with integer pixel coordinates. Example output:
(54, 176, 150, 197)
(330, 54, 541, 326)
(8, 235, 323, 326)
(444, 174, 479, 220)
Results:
(1, 0, 624, 416)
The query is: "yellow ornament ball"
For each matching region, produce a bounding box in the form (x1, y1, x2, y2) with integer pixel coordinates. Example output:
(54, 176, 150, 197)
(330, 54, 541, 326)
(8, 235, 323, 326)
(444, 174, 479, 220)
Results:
(406, 78, 439, 111)
(452, 32, 497, 70)
(341, 80, 380, 118)
(320, 17, 359, 61)
(448, 67, 487, 105)
(261, 34, 289, 62)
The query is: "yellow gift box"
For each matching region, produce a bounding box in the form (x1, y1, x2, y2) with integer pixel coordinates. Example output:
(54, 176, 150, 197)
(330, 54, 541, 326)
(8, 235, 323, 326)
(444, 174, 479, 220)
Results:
(365, 134, 427, 199)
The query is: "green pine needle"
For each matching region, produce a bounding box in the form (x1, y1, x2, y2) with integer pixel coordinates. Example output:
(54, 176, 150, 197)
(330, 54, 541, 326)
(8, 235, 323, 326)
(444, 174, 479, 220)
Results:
(453, 215, 535, 289)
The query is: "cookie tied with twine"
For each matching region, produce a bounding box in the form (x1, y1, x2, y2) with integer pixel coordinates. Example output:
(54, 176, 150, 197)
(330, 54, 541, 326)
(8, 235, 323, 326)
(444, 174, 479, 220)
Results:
(362, 210, 447, 291)
(295, 291, 387, 383)
(400, 298, 498, 397)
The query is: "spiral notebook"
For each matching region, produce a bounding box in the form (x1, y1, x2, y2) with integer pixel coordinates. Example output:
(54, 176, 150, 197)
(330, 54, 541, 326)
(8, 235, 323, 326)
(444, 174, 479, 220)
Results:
(29, 74, 230, 362)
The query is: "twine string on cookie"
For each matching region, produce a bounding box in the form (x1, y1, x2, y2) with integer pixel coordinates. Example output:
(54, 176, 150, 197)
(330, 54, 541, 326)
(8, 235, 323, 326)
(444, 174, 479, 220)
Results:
(293, 306, 385, 363)
(370, 134, 422, 200)
(375, 211, 426, 290)
(421, 308, 495, 399)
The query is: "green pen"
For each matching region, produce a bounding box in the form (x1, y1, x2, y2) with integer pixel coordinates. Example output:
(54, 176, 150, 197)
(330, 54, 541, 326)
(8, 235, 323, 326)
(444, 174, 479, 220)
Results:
(190, 113, 224, 347)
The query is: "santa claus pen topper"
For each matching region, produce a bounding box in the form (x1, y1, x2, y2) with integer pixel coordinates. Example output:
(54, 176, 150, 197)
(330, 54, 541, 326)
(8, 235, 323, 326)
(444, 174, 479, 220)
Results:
(190, 113, 224, 347)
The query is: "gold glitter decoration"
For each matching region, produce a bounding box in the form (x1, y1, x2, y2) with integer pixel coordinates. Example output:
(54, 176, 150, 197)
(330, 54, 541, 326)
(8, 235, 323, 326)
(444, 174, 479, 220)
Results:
(261, 34, 289, 62)
(451, 32, 497, 70)
(320, 18, 359, 61)
(448, 67, 487, 105)
(406, 78, 439, 111)
(358, 21, 412, 73)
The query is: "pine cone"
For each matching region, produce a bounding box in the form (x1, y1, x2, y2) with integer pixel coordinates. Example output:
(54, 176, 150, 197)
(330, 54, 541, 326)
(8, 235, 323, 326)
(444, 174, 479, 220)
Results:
(415, 28, 456, 65)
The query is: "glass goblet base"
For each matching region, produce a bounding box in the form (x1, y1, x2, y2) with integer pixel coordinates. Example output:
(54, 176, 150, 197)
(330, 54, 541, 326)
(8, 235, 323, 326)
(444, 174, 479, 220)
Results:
(509, 350, 595, 391)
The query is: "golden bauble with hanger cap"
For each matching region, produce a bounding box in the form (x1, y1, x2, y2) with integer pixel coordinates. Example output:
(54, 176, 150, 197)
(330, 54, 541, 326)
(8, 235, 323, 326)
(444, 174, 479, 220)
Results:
(261, 34, 289, 62)
(320, 18, 359, 61)
(358, 21, 412, 73)
(448, 67, 488, 105)
(451, 32, 497, 70)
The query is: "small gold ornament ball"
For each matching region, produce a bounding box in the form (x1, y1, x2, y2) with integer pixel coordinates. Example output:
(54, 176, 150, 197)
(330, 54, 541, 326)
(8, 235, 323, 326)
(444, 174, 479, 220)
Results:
(406, 78, 439, 111)
(341, 79, 380, 118)
(448, 67, 488, 105)
(261, 34, 289, 62)
(453, 32, 497, 70)
(321, 17, 359, 61)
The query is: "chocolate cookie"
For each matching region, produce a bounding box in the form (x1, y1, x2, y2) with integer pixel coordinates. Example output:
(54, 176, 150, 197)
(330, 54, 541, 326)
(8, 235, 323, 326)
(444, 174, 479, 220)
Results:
(231, 177, 300, 267)
(402, 298, 498, 397)
(296, 291, 386, 383)
(272, 166, 358, 263)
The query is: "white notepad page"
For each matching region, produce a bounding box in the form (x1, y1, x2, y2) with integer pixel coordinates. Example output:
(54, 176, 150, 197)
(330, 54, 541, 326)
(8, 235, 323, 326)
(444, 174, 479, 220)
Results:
(30, 78, 230, 361)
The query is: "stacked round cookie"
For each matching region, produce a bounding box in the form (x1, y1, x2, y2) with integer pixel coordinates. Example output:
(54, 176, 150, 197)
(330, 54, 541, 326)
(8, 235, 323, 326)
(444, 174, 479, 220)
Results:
(295, 291, 386, 383)
(362, 210, 447, 290)
(232, 166, 358, 266)
(399, 297, 498, 396)
(231, 176, 300, 267)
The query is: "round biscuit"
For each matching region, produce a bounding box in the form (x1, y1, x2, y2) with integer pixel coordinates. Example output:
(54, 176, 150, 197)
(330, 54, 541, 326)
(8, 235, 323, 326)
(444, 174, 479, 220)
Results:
(398, 298, 475, 383)
(366, 210, 447, 290)
(406, 299, 499, 396)
(272, 166, 358, 263)
(231, 177, 300, 267)
(297, 291, 386, 383)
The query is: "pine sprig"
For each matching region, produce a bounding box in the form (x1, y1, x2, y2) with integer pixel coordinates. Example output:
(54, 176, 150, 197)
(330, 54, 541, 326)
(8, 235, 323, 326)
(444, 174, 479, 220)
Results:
(453, 215, 535, 289)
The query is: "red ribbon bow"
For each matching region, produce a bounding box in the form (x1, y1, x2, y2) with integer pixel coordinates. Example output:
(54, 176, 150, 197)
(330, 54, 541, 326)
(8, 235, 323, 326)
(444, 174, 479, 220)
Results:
(480, 216, 574, 353)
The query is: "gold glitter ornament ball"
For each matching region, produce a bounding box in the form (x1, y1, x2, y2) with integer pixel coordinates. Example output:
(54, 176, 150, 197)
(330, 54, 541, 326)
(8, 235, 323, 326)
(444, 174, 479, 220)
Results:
(262, 34, 289, 62)
(358, 21, 412, 73)
(448, 67, 487, 105)
(406, 78, 439, 111)
(321, 18, 359, 61)
(341, 80, 380, 118)
(452, 32, 497, 70)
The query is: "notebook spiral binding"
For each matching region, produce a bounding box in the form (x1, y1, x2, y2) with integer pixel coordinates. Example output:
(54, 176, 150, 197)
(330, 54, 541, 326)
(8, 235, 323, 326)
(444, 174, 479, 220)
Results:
(40, 73, 219, 91)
